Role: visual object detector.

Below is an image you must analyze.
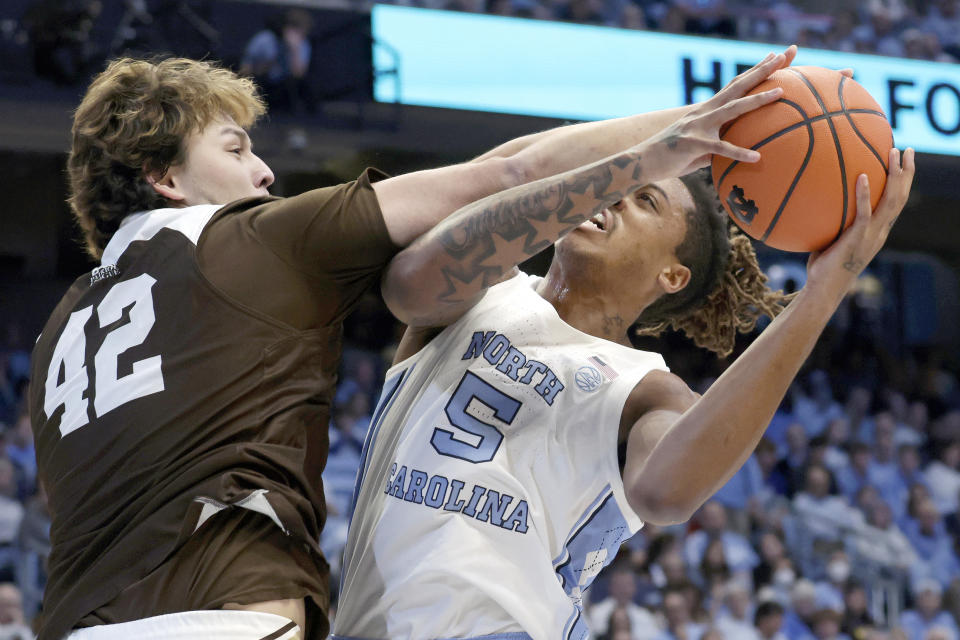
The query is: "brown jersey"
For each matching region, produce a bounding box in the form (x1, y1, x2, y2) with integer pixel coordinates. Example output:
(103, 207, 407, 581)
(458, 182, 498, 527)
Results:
(29, 169, 397, 640)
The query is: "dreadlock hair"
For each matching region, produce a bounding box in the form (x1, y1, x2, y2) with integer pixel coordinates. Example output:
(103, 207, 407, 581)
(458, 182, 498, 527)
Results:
(68, 57, 266, 259)
(634, 168, 794, 358)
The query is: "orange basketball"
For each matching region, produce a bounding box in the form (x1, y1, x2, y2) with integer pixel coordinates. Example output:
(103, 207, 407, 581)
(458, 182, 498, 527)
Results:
(711, 66, 893, 252)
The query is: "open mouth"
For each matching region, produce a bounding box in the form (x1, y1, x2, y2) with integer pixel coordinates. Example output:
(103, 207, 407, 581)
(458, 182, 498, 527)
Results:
(587, 209, 611, 232)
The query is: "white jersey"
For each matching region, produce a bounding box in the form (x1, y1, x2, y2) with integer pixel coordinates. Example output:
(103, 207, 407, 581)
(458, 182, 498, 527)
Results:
(334, 273, 668, 640)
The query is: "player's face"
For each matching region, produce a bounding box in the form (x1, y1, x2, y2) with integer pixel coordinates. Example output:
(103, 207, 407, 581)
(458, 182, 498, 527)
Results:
(158, 115, 274, 206)
(557, 177, 694, 300)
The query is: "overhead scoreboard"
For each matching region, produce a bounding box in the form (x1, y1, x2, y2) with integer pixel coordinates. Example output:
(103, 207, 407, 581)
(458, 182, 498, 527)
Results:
(372, 5, 960, 157)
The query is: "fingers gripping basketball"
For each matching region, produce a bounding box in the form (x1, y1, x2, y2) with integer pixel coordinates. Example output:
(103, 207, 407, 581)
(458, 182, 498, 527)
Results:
(711, 66, 894, 252)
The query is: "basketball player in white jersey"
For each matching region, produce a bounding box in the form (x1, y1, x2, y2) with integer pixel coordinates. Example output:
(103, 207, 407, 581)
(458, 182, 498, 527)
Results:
(334, 82, 915, 640)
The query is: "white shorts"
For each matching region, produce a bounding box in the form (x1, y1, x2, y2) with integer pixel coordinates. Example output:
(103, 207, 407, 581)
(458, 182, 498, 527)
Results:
(66, 610, 301, 640)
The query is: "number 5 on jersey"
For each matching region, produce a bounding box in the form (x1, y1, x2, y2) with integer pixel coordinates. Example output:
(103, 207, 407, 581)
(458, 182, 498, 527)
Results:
(44, 274, 165, 437)
(431, 371, 521, 463)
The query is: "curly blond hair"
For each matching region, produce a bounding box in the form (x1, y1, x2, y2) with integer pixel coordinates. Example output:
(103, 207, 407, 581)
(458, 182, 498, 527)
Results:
(68, 57, 266, 259)
(634, 170, 794, 358)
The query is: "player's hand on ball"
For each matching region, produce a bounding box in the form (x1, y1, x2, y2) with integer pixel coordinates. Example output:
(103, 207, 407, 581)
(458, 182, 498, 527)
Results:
(806, 148, 916, 294)
(638, 48, 796, 180)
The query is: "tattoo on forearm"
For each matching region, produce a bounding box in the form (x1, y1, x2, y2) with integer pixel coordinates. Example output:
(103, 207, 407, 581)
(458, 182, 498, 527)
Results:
(434, 155, 645, 303)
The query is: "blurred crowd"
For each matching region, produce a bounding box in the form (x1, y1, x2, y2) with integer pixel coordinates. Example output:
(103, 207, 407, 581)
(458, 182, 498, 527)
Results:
(0, 333, 47, 640)
(377, 0, 960, 63)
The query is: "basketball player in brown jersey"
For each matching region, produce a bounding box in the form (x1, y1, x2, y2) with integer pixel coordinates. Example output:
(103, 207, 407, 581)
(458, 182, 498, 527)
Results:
(32, 48, 801, 639)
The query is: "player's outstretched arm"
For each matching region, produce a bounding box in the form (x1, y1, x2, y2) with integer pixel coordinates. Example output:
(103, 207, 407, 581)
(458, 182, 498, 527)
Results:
(372, 47, 798, 248)
(383, 77, 788, 326)
(620, 150, 915, 526)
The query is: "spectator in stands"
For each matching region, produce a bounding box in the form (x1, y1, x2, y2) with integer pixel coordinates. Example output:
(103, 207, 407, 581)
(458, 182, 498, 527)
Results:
(867, 414, 900, 499)
(0, 582, 32, 640)
(823, 419, 851, 475)
(854, 499, 917, 575)
(658, 4, 690, 34)
(673, 0, 735, 36)
(946, 488, 960, 540)
(925, 441, 960, 516)
(0, 460, 22, 583)
(754, 532, 789, 590)
(811, 608, 849, 640)
(920, 0, 960, 59)
(656, 585, 706, 640)
(840, 582, 873, 640)
(323, 398, 367, 517)
(756, 600, 788, 640)
(906, 483, 933, 518)
(485, 0, 514, 17)
(793, 464, 863, 543)
(882, 444, 928, 520)
(865, 0, 913, 22)
(899, 580, 960, 640)
(16, 486, 49, 621)
(854, 485, 882, 523)
(814, 550, 851, 612)
(905, 497, 953, 557)
(335, 350, 382, 410)
(712, 453, 765, 533)
(783, 580, 818, 640)
(925, 627, 959, 640)
(652, 549, 689, 591)
(684, 501, 759, 580)
(4, 412, 34, 502)
(23, 0, 102, 86)
(682, 580, 711, 626)
(697, 539, 731, 594)
(554, 0, 605, 25)
(903, 498, 960, 589)
(836, 443, 872, 503)
(597, 605, 637, 640)
(0, 358, 17, 429)
(774, 424, 810, 498)
(845, 387, 875, 443)
(758, 438, 791, 498)
(240, 8, 314, 114)
(618, 2, 649, 29)
(717, 580, 760, 640)
(824, 10, 859, 53)
(808, 437, 831, 472)
(589, 565, 659, 640)
(905, 402, 930, 443)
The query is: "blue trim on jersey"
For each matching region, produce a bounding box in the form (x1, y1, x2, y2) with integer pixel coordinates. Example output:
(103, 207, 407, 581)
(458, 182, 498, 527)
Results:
(561, 607, 591, 640)
(553, 484, 632, 640)
(332, 634, 533, 640)
(551, 484, 613, 570)
(339, 366, 413, 597)
(348, 365, 414, 523)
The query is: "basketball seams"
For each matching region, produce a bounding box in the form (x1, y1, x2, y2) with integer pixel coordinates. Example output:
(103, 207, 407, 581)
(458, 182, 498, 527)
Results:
(790, 68, 849, 243)
(716, 108, 884, 190)
(759, 99, 816, 242)
(716, 98, 813, 189)
(838, 75, 890, 174)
